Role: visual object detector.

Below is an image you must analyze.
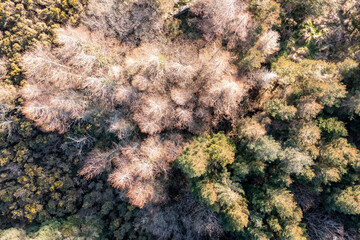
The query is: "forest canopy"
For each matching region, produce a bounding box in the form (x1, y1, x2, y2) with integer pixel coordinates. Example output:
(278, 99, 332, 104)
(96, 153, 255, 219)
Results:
(1, 0, 360, 239)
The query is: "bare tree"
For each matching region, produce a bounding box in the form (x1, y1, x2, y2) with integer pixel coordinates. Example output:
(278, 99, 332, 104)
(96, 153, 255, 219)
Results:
(0, 82, 17, 118)
(131, 75, 150, 91)
(0, 58, 6, 81)
(174, 107, 196, 131)
(132, 95, 175, 134)
(0, 64, 16, 137)
(82, 0, 166, 44)
(200, 76, 248, 118)
(305, 210, 359, 240)
(135, 192, 224, 240)
(170, 87, 194, 106)
(106, 134, 184, 208)
(108, 113, 137, 140)
(190, 0, 252, 48)
(114, 85, 138, 105)
(79, 149, 113, 179)
(19, 26, 259, 210)
(21, 89, 88, 133)
(21, 26, 125, 133)
(62, 134, 96, 155)
(256, 30, 281, 57)
(199, 43, 237, 79)
(247, 68, 279, 88)
(293, 184, 321, 212)
(125, 42, 199, 93)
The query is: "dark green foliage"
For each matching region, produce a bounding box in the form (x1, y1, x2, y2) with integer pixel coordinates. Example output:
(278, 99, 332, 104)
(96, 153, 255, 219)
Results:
(265, 99, 297, 122)
(239, 50, 263, 71)
(0, 216, 103, 239)
(177, 133, 235, 178)
(0, 0, 85, 57)
(176, 130, 309, 238)
(318, 117, 348, 140)
(329, 185, 360, 215)
(177, 133, 250, 232)
(175, 25, 360, 236)
(0, 114, 146, 239)
(246, 136, 282, 163)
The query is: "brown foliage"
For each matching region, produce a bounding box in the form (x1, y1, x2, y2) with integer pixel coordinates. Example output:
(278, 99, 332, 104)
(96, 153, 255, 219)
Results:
(305, 210, 359, 240)
(200, 76, 248, 118)
(255, 30, 281, 57)
(82, 0, 165, 44)
(247, 68, 279, 88)
(20, 26, 266, 208)
(125, 42, 199, 92)
(293, 121, 321, 146)
(132, 95, 175, 134)
(107, 134, 184, 208)
(108, 114, 137, 140)
(135, 192, 224, 240)
(79, 149, 113, 179)
(21, 26, 125, 133)
(238, 117, 267, 141)
(296, 97, 324, 120)
(0, 58, 6, 81)
(190, 0, 253, 48)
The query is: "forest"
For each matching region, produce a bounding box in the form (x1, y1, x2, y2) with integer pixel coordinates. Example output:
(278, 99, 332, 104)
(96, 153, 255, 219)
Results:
(0, 0, 360, 239)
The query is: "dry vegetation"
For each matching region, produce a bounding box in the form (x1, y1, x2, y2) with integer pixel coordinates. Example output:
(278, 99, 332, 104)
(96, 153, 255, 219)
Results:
(190, 0, 253, 48)
(305, 210, 359, 240)
(135, 192, 224, 240)
(20, 0, 281, 209)
(21, 26, 126, 133)
(82, 0, 166, 44)
(2, 0, 360, 239)
(0, 58, 17, 136)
